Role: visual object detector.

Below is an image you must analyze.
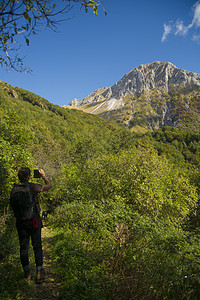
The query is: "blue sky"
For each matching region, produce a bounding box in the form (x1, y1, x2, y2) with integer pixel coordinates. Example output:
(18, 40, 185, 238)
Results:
(1, 0, 200, 106)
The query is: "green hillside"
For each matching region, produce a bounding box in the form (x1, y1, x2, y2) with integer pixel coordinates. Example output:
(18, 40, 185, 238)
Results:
(0, 81, 133, 182)
(1, 81, 200, 299)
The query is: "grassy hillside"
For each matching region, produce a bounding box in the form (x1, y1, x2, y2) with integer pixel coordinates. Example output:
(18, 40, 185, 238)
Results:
(1, 81, 200, 299)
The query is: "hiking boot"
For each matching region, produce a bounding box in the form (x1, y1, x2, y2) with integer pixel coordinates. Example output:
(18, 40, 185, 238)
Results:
(24, 270, 31, 281)
(36, 268, 45, 284)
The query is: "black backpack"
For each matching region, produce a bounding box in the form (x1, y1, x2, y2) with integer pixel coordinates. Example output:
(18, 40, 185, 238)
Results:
(10, 182, 35, 220)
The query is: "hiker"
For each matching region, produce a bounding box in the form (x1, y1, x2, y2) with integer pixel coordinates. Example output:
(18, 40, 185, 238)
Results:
(10, 167, 52, 283)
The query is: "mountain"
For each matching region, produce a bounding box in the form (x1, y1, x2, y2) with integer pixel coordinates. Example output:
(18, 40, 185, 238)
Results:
(66, 62, 200, 132)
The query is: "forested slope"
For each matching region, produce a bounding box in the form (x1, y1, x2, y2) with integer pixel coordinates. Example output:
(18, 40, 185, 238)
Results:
(0, 81, 133, 202)
(1, 81, 200, 299)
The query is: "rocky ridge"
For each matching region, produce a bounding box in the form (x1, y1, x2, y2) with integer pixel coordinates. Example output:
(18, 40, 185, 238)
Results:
(66, 62, 200, 131)
(68, 62, 200, 107)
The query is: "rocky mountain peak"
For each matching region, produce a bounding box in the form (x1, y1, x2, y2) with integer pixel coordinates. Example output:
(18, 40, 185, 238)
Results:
(68, 62, 200, 108)
(66, 62, 200, 132)
(106, 61, 200, 100)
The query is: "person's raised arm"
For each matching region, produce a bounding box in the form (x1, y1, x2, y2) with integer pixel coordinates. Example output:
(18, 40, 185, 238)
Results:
(39, 169, 52, 192)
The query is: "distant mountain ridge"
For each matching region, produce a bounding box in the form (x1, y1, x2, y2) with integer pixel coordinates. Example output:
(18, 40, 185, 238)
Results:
(65, 61, 200, 132)
(69, 62, 200, 107)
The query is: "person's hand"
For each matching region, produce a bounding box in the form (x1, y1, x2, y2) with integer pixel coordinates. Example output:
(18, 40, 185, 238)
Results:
(39, 169, 46, 178)
(39, 169, 52, 191)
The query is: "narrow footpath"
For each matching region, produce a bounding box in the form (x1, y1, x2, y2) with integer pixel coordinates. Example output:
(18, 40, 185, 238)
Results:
(0, 221, 61, 300)
(27, 221, 61, 300)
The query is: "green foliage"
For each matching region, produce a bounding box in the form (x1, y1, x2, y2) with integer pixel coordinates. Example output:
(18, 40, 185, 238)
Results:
(129, 111, 149, 127)
(50, 146, 199, 298)
(0, 108, 35, 210)
(49, 202, 113, 299)
(50, 202, 200, 299)
(150, 126, 200, 167)
(55, 147, 197, 224)
(1, 81, 200, 299)
(109, 221, 200, 299)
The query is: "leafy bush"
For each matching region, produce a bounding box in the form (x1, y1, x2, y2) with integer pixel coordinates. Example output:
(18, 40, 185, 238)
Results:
(49, 147, 199, 299)
(55, 147, 197, 224)
(50, 202, 200, 299)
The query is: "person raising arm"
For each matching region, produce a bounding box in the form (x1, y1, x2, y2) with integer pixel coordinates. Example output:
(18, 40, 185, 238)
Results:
(39, 169, 52, 191)
(10, 167, 52, 284)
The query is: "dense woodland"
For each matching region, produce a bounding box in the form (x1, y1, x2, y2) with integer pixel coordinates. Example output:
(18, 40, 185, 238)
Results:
(1, 82, 200, 299)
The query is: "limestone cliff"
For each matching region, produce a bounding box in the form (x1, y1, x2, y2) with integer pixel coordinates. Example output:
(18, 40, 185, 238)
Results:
(66, 62, 200, 132)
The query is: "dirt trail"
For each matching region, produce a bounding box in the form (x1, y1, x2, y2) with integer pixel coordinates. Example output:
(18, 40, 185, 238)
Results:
(1, 220, 63, 299)
(14, 221, 62, 300)
(30, 221, 61, 300)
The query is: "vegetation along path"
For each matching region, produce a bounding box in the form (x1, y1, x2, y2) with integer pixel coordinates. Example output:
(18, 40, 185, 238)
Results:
(0, 221, 61, 300)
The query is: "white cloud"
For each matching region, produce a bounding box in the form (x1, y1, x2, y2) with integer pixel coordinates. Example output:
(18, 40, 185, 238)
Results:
(161, 1, 200, 42)
(192, 33, 200, 42)
(175, 20, 189, 36)
(161, 24, 172, 42)
(192, 0, 200, 27)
